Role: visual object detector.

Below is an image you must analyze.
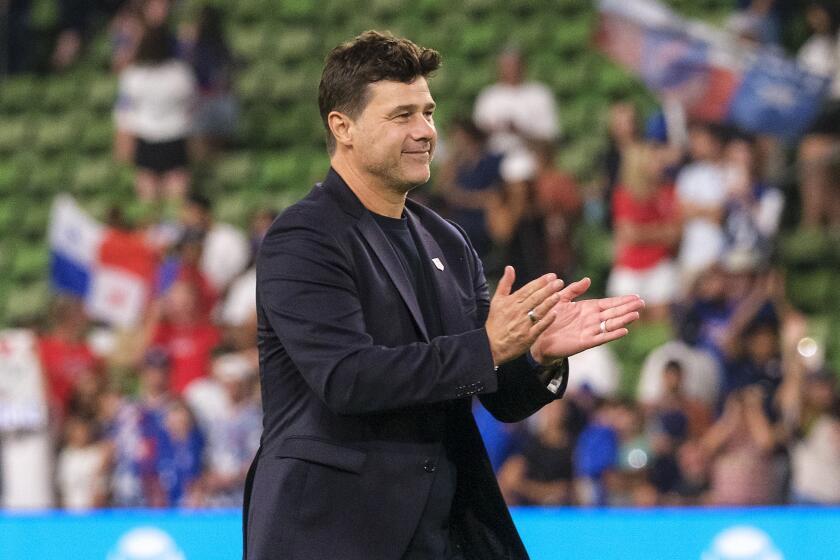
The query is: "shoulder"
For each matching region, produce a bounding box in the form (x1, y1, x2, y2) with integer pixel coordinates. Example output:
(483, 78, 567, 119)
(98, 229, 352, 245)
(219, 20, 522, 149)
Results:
(406, 197, 470, 247)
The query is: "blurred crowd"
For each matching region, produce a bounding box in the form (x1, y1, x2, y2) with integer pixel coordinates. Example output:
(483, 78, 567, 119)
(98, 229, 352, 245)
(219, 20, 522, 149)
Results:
(2, 0, 840, 511)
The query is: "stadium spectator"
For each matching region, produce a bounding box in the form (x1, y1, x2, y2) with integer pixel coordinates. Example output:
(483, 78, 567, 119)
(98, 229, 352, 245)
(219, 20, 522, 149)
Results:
(607, 142, 680, 321)
(37, 296, 104, 421)
(646, 360, 712, 442)
(719, 271, 785, 406)
(796, 2, 839, 79)
(721, 134, 784, 266)
(498, 399, 576, 506)
(702, 386, 778, 505)
(607, 400, 655, 506)
(52, 0, 130, 70)
(532, 140, 582, 280)
(140, 281, 221, 395)
(56, 416, 107, 510)
(178, 193, 250, 293)
(600, 101, 641, 229)
(182, 5, 239, 160)
(777, 315, 840, 504)
(473, 47, 560, 155)
(573, 399, 619, 506)
(669, 439, 710, 505)
(436, 118, 503, 262)
(195, 353, 261, 507)
(637, 340, 721, 407)
(485, 149, 547, 288)
(109, 0, 173, 73)
(114, 24, 196, 202)
(565, 345, 622, 398)
(675, 123, 728, 285)
(155, 399, 204, 507)
(157, 227, 218, 320)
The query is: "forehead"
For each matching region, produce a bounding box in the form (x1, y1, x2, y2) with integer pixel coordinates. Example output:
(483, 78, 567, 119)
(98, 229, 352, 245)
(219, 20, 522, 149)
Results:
(363, 78, 434, 111)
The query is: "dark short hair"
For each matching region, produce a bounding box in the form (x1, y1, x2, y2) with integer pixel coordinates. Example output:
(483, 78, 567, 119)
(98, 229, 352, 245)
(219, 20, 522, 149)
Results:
(318, 31, 441, 154)
(135, 25, 175, 65)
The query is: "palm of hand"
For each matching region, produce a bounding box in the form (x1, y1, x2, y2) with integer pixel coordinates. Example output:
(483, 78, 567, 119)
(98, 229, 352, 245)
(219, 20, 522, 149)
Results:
(530, 279, 644, 364)
(532, 299, 597, 361)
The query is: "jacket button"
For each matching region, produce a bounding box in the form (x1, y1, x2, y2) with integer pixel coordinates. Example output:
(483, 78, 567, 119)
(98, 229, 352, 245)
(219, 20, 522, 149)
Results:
(423, 459, 436, 473)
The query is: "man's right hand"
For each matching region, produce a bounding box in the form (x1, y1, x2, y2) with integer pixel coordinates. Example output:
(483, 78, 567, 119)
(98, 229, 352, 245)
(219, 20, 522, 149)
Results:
(485, 266, 563, 366)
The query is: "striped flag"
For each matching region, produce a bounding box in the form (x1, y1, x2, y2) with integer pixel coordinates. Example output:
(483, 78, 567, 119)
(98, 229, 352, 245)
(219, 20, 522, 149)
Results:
(48, 195, 157, 328)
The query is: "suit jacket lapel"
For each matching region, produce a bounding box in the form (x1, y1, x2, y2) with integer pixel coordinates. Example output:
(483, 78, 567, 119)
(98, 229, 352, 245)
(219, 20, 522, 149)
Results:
(407, 210, 465, 336)
(357, 213, 430, 341)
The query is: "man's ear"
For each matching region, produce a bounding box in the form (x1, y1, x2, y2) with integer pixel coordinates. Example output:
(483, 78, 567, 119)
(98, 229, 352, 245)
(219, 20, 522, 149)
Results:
(328, 111, 354, 149)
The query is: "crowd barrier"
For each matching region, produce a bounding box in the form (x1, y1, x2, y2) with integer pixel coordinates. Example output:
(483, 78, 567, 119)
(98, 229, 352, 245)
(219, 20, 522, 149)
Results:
(2, 506, 839, 559)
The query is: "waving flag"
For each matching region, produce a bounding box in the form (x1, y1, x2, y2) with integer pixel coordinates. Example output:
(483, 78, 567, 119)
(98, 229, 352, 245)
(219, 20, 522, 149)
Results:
(595, 0, 830, 139)
(48, 195, 157, 327)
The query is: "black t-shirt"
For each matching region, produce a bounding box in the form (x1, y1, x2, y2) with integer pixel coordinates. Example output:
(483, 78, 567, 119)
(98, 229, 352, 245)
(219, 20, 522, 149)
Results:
(372, 212, 460, 559)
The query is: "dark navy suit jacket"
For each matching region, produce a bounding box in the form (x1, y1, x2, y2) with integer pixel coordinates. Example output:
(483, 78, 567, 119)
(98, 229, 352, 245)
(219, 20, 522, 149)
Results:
(243, 169, 568, 560)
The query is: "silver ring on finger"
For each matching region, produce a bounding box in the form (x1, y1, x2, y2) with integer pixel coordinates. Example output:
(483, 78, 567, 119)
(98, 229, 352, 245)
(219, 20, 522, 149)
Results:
(528, 309, 539, 324)
(599, 320, 608, 335)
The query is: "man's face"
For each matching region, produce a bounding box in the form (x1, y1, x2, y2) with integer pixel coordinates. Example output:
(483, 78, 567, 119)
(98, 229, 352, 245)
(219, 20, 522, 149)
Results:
(348, 78, 437, 193)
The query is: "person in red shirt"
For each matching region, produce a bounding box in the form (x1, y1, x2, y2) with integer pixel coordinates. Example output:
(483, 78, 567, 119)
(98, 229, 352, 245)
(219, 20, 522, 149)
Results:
(607, 142, 681, 321)
(143, 280, 221, 394)
(38, 296, 104, 420)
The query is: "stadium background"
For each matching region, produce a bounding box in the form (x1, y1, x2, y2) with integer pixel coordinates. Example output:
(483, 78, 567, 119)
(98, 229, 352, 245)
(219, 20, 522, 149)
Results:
(2, 0, 840, 558)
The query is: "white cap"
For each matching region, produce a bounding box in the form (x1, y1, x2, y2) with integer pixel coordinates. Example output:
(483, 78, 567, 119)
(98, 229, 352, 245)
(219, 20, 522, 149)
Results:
(212, 353, 255, 383)
(500, 149, 537, 183)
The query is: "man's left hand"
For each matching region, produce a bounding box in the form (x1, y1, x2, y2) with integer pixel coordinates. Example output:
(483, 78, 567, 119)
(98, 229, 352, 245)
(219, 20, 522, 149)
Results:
(529, 277, 645, 365)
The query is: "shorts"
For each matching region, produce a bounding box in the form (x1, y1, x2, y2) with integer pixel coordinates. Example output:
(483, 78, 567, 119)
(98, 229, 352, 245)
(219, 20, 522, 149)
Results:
(607, 259, 679, 305)
(135, 137, 189, 174)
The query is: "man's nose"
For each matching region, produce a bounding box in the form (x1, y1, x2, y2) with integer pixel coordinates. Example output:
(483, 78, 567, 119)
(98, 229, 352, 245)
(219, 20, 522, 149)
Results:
(410, 114, 435, 141)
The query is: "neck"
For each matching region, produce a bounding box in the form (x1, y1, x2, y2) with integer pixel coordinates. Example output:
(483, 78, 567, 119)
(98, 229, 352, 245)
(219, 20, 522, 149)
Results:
(331, 152, 407, 218)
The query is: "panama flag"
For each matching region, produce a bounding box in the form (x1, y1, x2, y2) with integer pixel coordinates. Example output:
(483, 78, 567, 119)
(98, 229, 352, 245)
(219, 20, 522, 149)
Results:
(48, 195, 156, 328)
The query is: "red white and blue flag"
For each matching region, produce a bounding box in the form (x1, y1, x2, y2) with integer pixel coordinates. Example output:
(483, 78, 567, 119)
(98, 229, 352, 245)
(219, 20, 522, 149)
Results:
(48, 195, 157, 327)
(596, 0, 830, 139)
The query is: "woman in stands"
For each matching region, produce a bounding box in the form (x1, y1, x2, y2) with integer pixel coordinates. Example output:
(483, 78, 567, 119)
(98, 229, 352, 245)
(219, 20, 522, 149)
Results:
(114, 24, 196, 202)
(607, 142, 681, 322)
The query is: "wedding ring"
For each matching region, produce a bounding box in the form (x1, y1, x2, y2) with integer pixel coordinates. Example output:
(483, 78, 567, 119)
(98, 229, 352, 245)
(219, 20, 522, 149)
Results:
(528, 309, 538, 324)
(599, 320, 607, 335)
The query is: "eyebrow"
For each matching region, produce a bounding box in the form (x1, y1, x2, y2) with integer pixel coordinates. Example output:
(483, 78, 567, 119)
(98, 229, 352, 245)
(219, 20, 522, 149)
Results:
(388, 102, 436, 116)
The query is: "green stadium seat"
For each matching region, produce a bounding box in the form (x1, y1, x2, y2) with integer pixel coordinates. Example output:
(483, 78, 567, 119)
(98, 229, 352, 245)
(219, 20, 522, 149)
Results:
(11, 243, 49, 283)
(79, 120, 115, 153)
(0, 76, 38, 112)
(41, 77, 83, 113)
(86, 75, 119, 112)
(4, 280, 50, 324)
(787, 268, 833, 315)
(779, 228, 833, 267)
(72, 158, 119, 195)
(0, 117, 32, 154)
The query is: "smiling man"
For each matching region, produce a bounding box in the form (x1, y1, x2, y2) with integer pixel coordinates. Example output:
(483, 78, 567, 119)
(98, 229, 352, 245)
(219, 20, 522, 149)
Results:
(243, 31, 643, 560)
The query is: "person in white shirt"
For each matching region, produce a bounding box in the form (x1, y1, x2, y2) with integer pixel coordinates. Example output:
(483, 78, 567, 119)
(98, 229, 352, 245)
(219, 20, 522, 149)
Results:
(57, 416, 106, 510)
(114, 25, 197, 202)
(676, 123, 728, 285)
(179, 193, 250, 293)
(473, 48, 560, 156)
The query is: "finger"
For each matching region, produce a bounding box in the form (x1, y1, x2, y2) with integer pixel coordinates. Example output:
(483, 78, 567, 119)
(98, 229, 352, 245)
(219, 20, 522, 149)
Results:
(558, 277, 591, 302)
(590, 309, 640, 337)
(528, 310, 557, 339)
(598, 327, 629, 344)
(513, 272, 558, 304)
(596, 294, 644, 312)
(532, 290, 564, 321)
(522, 277, 564, 313)
(493, 266, 515, 300)
(599, 299, 646, 322)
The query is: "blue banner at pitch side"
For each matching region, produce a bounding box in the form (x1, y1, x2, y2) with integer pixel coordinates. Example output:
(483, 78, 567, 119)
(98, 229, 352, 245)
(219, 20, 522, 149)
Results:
(2, 507, 840, 559)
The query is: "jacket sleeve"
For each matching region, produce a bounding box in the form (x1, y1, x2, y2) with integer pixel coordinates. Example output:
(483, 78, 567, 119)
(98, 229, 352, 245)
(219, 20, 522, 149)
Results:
(445, 220, 566, 423)
(257, 213, 499, 416)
